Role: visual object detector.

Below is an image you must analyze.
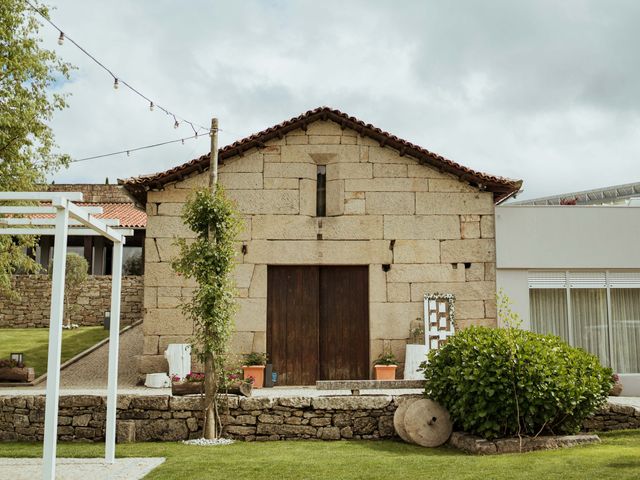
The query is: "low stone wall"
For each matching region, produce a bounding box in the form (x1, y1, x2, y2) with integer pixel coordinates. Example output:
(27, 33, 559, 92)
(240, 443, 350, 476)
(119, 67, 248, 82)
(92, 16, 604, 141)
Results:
(0, 395, 396, 442)
(0, 275, 143, 328)
(0, 395, 637, 443)
(582, 402, 640, 431)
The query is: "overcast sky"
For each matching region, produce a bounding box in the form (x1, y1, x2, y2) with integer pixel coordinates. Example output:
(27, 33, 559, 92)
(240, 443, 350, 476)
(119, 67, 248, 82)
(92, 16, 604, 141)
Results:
(44, 0, 640, 200)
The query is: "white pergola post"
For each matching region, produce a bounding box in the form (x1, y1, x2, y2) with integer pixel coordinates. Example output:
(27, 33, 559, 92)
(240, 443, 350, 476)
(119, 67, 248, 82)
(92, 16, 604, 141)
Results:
(42, 201, 70, 480)
(105, 240, 123, 463)
(0, 192, 132, 480)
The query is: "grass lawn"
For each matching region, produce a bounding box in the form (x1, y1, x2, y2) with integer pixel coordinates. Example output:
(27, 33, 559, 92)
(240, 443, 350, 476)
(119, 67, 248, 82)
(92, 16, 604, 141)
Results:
(0, 327, 109, 377)
(1, 431, 639, 479)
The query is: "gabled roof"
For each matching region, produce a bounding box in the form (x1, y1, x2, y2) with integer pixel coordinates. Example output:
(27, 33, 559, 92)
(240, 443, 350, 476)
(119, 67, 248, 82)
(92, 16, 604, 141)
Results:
(120, 106, 522, 204)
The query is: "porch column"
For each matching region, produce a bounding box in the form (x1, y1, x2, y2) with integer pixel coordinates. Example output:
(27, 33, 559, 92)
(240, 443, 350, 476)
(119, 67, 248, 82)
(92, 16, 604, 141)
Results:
(42, 202, 69, 480)
(105, 240, 123, 463)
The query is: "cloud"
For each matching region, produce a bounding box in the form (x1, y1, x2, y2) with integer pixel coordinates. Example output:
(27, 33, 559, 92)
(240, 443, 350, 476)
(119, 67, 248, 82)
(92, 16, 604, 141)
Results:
(45, 0, 640, 199)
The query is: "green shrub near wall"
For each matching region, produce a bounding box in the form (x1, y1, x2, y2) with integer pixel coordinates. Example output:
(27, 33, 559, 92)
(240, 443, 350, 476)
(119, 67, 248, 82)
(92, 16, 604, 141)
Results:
(422, 326, 613, 440)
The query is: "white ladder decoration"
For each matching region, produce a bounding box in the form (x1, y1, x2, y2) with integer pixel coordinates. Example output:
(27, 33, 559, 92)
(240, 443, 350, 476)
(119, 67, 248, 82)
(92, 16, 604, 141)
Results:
(424, 294, 455, 354)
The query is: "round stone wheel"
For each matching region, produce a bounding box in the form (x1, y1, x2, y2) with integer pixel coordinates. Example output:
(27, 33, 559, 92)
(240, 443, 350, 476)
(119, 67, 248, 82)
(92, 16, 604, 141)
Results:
(403, 399, 453, 447)
(393, 397, 420, 443)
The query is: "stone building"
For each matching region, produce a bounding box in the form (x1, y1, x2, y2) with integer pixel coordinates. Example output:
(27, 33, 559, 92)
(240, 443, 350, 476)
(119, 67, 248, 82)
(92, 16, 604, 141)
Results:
(121, 107, 521, 384)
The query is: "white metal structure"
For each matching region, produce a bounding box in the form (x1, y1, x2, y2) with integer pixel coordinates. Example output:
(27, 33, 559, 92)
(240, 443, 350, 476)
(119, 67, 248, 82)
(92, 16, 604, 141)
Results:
(0, 192, 133, 480)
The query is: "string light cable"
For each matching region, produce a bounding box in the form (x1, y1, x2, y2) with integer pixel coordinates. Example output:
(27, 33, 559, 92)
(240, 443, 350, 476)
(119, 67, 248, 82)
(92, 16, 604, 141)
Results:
(23, 0, 209, 134)
(69, 132, 211, 164)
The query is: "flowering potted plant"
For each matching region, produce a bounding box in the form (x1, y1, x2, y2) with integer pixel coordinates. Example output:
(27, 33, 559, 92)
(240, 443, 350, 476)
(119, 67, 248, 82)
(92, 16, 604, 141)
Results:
(0, 358, 35, 383)
(171, 371, 205, 396)
(223, 370, 254, 397)
(373, 351, 398, 380)
(610, 373, 623, 396)
(242, 352, 267, 388)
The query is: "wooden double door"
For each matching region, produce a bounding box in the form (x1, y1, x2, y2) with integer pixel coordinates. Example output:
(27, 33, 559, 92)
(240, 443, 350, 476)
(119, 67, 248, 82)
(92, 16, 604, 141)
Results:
(267, 266, 369, 385)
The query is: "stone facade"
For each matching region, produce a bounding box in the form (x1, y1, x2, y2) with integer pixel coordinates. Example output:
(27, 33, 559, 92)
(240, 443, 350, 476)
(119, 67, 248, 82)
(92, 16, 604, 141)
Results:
(0, 275, 143, 328)
(0, 394, 634, 443)
(141, 120, 498, 376)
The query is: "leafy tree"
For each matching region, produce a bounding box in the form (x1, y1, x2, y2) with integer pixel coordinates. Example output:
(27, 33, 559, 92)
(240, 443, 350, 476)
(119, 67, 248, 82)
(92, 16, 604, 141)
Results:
(48, 252, 88, 328)
(0, 0, 73, 294)
(172, 187, 241, 439)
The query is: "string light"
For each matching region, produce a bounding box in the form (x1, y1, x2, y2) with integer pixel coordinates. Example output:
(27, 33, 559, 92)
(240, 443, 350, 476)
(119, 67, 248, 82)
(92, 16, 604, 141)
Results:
(69, 132, 209, 164)
(23, 0, 209, 133)
(174, 120, 179, 129)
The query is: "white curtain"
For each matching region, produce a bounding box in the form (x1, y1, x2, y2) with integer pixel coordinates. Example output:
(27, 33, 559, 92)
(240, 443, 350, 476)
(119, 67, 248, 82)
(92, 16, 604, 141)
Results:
(611, 289, 640, 373)
(570, 289, 609, 367)
(530, 289, 569, 341)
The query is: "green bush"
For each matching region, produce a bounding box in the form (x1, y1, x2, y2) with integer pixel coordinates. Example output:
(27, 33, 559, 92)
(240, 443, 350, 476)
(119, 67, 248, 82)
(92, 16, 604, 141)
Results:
(421, 326, 613, 440)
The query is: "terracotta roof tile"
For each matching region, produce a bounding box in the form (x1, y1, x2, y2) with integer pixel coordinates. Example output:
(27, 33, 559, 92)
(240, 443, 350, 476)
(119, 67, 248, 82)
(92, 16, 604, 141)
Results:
(84, 203, 147, 228)
(28, 202, 146, 229)
(120, 106, 522, 204)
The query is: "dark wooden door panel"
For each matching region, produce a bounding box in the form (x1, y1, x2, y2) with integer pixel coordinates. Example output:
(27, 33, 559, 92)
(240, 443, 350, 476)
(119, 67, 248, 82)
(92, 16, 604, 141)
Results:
(267, 265, 369, 385)
(267, 266, 319, 386)
(319, 266, 369, 381)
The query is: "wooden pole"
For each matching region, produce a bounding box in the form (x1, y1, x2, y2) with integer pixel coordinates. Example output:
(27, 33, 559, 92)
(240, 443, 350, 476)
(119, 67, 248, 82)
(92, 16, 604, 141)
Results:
(204, 117, 219, 439)
(209, 118, 219, 190)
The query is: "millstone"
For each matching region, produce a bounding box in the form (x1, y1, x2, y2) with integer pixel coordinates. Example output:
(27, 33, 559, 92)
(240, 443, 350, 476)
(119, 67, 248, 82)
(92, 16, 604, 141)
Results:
(403, 399, 452, 447)
(393, 397, 420, 443)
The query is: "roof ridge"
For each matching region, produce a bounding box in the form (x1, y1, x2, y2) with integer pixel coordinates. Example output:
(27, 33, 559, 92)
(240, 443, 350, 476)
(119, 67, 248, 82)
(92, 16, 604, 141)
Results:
(120, 107, 522, 204)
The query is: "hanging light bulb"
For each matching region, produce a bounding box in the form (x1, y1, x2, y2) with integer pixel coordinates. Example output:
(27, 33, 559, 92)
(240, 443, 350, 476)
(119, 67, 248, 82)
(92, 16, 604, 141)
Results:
(126, 150, 130, 157)
(174, 120, 179, 129)
(57, 32, 65, 45)
(194, 132, 198, 139)
(181, 139, 185, 145)
(149, 101, 154, 111)
(113, 78, 119, 90)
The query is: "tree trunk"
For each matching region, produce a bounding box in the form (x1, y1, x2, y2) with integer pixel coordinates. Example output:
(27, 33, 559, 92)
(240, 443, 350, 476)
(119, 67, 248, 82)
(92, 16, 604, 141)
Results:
(202, 118, 221, 440)
(203, 352, 217, 439)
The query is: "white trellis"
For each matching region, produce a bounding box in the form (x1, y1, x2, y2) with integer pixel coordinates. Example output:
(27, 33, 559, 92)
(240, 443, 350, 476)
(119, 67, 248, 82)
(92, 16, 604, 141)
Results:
(0, 192, 132, 480)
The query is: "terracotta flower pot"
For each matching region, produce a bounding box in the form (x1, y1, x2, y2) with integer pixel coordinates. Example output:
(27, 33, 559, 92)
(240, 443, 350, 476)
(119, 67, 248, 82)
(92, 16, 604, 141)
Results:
(374, 365, 397, 380)
(243, 365, 265, 388)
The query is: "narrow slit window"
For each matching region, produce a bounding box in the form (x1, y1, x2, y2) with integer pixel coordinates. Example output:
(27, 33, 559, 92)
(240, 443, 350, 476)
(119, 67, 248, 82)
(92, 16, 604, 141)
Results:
(316, 165, 326, 217)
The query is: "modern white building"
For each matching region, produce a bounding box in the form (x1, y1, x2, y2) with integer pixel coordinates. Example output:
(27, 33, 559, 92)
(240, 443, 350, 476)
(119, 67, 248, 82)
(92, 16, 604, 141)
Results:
(496, 182, 640, 394)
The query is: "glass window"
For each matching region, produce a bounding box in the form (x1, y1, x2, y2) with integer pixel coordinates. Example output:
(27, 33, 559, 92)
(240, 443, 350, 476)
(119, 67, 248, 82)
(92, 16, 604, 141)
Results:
(570, 288, 609, 367)
(610, 289, 640, 373)
(316, 165, 326, 217)
(530, 289, 569, 341)
(122, 246, 143, 275)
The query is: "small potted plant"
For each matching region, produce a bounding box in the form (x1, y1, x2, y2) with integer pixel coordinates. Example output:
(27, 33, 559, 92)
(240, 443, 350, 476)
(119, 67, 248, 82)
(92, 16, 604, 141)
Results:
(373, 351, 398, 380)
(242, 352, 267, 388)
(610, 373, 623, 396)
(171, 371, 204, 396)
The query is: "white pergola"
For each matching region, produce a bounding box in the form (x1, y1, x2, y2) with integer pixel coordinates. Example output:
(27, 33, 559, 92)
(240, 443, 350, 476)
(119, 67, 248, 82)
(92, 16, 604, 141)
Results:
(0, 192, 132, 480)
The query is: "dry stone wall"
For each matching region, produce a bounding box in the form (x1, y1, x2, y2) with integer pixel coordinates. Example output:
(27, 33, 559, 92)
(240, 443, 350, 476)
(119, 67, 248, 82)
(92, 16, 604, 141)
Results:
(0, 394, 397, 442)
(0, 394, 635, 443)
(0, 275, 143, 328)
(141, 120, 498, 375)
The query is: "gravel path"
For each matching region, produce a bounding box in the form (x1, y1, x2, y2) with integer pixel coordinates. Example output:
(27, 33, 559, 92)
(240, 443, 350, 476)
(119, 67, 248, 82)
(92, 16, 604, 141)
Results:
(53, 324, 143, 389)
